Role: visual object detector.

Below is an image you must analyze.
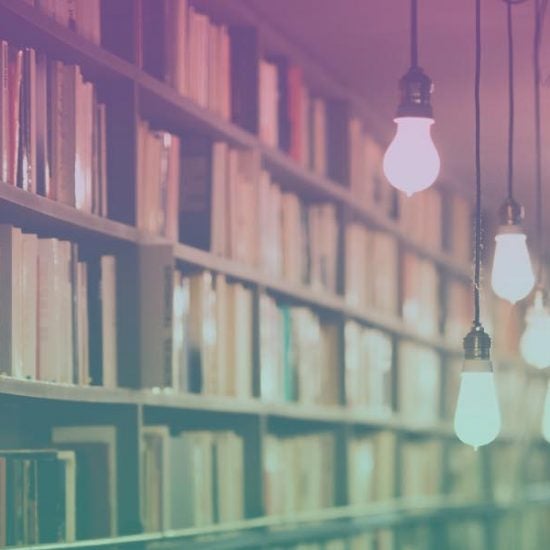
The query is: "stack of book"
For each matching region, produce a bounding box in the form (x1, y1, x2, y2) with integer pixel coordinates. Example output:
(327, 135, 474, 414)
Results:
(0, 449, 76, 546)
(259, 170, 340, 290)
(447, 520, 486, 550)
(345, 224, 398, 314)
(448, 193, 472, 264)
(489, 442, 521, 502)
(259, 294, 340, 405)
(258, 60, 327, 174)
(347, 431, 396, 505)
(399, 187, 442, 250)
(136, 121, 179, 239)
(447, 442, 483, 500)
(0, 41, 108, 214)
(179, 140, 260, 262)
(400, 439, 442, 499)
(142, 427, 244, 531)
(140, 0, 231, 120)
(398, 342, 441, 425)
(402, 253, 439, 336)
(172, 271, 253, 397)
(349, 121, 394, 216)
(264, 433, 335, 515)
(0, 224, 117, 387)
(344, 322, 392, 415)
(33, 0, 101, 44)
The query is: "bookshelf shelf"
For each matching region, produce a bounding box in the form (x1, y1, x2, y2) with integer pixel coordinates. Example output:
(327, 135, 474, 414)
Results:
(0, 183, 141, 246)
(9, 492, 550, 550)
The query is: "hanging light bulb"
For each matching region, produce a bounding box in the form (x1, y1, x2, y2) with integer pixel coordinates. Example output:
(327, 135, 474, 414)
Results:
(383, 0, 440, 196)
(491, 2, 535, 304)
(523, 0, 550, 370)
(520, 289, 550, 369)
(454, 0, 501, 451)
(491, 198, 535, 304)
(454, 324, 501, 449)
(542, 381, 550, 443)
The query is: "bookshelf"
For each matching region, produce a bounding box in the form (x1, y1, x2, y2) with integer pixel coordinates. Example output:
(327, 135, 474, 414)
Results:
(0, 0, 548, 549)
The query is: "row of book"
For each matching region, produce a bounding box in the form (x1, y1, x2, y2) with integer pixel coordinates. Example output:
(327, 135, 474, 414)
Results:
(398, 187, 442, 251)
(345, 223, 398, 314)
(264, 433, 335, 515)
(259, 294, 339, 405)
(259, 170, 339, 291)
(287, 532, 393, 550)
(142, 427, 244, 531)
(402, 253, 440, 337)
(0, 224, 117, 387)
(347, 432, 396, 506)
(0, 449, 75, 546)
(32, 0, 101, 45)
(0, 41, 108, 214)
(141, 0, 231, 120)
(344, 322, 392, 414)
(0, 424, 117, 545)
(172, 271, 253, 397)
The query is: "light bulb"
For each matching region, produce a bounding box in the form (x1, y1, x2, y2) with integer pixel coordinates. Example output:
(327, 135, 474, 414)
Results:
(454, 324, 501, 449)
(542, 382, 550, 443)
(454, 369, 501, 449)
(491, 229, 535, 304)
(520, 290, 550, 369)
(383, 117, 440, 197)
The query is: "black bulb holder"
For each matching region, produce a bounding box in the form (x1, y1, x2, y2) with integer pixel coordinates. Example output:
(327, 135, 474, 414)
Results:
(396, 66, 434, 119)
(463, 323, 492, 370)
(498, 195, 524, 226)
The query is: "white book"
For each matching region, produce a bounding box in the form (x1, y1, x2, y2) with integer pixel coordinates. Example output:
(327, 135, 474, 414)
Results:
(142, 426, 171, 532)
(56, 450, 77, 542)
(101, 256, 117, 389)
(21, 233, 38, 379)
(37, 239, 56, 381)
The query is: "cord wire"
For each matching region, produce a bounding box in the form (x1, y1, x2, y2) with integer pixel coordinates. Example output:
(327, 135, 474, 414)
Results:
(507, 1, 515, 200)
(411, 0, 418, 68)
(474, 0, 482, 325)
(534, 0, 549, 284)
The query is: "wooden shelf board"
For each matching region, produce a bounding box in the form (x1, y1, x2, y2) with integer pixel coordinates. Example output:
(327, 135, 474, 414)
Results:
(0, 377, 137, 405)
(0, 183, 141, 246)
(138, 75, 256, 149)
(15, 494, 549, 550)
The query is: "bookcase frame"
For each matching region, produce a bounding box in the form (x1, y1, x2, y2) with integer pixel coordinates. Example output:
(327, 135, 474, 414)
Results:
(0, 0, 548, 549)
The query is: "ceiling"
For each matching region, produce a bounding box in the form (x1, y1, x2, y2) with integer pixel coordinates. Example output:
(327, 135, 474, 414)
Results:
(244, 0, 550, 240)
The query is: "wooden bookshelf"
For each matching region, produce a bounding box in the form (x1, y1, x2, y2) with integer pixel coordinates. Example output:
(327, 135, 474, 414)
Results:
(0, 1, 547, 549)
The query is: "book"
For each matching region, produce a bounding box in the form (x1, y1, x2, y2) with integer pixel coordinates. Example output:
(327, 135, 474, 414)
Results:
(264, 433, 335, 515)
(344, 322, 393, 414)
(51, 425, 118, 539)
(398, 342, 441, 425)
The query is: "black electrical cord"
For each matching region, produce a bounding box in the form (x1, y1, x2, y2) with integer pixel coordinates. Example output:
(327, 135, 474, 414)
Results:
(534, 0, 549, 284)
(474, 0, 482, 325)
(411, 0, 418, 68)
(507, 1, 515, 200)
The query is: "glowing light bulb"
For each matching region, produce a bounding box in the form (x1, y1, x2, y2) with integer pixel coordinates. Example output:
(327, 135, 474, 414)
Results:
(520, 290, 550, 369)
(454, 369, 501, 449)
(383, 117, 440, 197)
(542, 382, 550, 443)
(491, 228, 535, 304)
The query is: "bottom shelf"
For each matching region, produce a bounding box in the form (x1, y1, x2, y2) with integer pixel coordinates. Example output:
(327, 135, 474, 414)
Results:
(10, 490, 550, 550)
